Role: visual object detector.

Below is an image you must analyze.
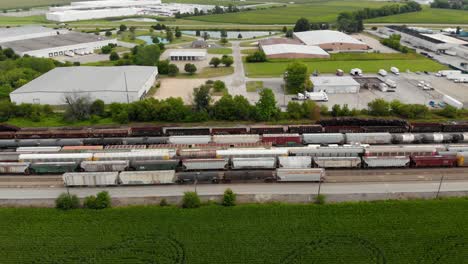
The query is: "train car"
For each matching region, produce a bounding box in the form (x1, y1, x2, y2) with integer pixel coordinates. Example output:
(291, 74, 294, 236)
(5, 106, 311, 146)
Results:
(323, 126, 363, 133)
(49, 129, 89, 138)
(0, 124, 20, 132)
(456, 152, 468, 167)
(181, 159, 228, 170)
(121, 137, 168, 145)
(81, 160, 129, 172)
(361, 126, 408, 133)
(278, 156, 312, 168)
(345, 133, 392, 144)
(212, 134, 260, 144)
(223, 170, 275, 183)
(130, 160, 179, 171)
(302, 133, 345, 145)
(15, 130, 53, 139)
(276, 168, 324, 182)
(231, 157, 276, 169)
(290, 146, 364, 157)
(177, 149, 217, 159)
(61, 146, 104, 152)
(82, 138, 121, 146)
(442, 123, 468, 132)
(148, 144, 190, 149)
(447, 144, 468, 152)
(119, 170, 176, 185)
(19, 153, 93, 163)
(287, 125, 323, 134)
(0, 132, 16, 139)
(410, 155, 457, 168)
(0, 162, 30, 174)
(16, 146, 62, 153)
(63, 172, 119, 186)
(130, 126, 163, 137)
(90, 128, 130, 138)
(0, 152, 20, 162)
(362, 156, 410, 168)
(93, 150, 174, 161)
(313, 157, 361, 168)
(421, 133, 453, 143)
(163, 127, 210, 136)
(392, 133, 423, 144)
(364, 145, 438, 157)
(168, 135, 211, 145)
(410, 122, 443, 133)
(261, 134, 302, 146)
(249, 125, 285, 135)
(211, 127, 248, 135)
(29, 162, 79, 174)
(104, 145, 146, 150)
(216, 148, 288, 158)
(176, 171, 223, 184)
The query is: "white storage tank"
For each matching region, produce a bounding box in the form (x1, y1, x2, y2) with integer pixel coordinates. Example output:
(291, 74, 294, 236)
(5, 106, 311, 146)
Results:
(181, 159, 228, 170)
(231, 157, 276, 169)
(313, 157, 361, 168)
(81, 160, 129, 172)
(168, 135, 211, 144)
(119, 170, 176, 185)
(63, 172, 119, 186)
(278, 156, 312, 168)
(276, 168, 324, 182)
(212, 134, 260, 144)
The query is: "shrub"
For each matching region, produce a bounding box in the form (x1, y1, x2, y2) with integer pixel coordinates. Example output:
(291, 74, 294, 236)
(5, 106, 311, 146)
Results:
(55, 193, 80, 210)
(84, 191, 111, 209)
(182, 191, 201, 208)
(160, 198, 168, 206)
(315, 194, 326, 205)
(167, 64, 179, 76)
(246, 51, 267, 63)
(83, 195, 97, 209)
(222, 188, 236, 206)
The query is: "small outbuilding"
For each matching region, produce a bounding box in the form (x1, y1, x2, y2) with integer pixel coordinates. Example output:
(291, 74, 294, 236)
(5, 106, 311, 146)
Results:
(311, 76, 360, 94)
(169, 50, 207, 61)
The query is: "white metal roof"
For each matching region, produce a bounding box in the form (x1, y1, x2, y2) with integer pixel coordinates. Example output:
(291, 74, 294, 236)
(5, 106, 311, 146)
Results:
(11, 66, 157, 94)
(0, 26, 61, 42)
(293, 30, 366, 46)
(262, 44, 329, 56)
(169, 50, 207, 57)
(421, 33, 468, 45)
(311, 76, 360, 87)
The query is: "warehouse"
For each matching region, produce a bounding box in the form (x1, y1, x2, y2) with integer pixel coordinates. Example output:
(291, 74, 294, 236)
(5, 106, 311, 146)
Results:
(0, 31, 117, 58)
(169, 50, 207, 61)
(10, 66, 158, 105)
(0, 26, 68, 43)
(293, 30, 369, 52)
(260, 44, 330, 59)
(311, 76, 360, 94)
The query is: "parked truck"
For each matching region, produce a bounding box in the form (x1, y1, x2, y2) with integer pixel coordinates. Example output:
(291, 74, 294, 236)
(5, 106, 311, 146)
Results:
(350, 68, 363, 76)
(305, 91, 328, 102)
(443, 95, 463, 109)
(438, 70, 461, 77)
(390, 67, 400, 75)
(378, 69, 387, 76)
(385, 79, 397, 88)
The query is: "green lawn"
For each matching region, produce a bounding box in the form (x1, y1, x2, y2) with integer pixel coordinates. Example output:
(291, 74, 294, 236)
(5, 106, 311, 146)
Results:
(174, 66, 234, 78)
(246, 80, 263, 92)
(0, 15, 49, 25)
(185, 1, 388, 24)
(0, 198, 467, 263)
(245, 53, 448, 77)
(367, 7, 468, 24)
(7, 115, 116, 127)
(207, 47, 233, 55)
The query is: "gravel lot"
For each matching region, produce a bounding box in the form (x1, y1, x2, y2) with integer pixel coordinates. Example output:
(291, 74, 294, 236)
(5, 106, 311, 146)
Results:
(351, 33, 399, 53)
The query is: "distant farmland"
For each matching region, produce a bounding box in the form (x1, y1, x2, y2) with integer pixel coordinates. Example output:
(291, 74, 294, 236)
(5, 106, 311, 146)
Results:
(0, 0, 91, 10)
(367, 7, 468, 24)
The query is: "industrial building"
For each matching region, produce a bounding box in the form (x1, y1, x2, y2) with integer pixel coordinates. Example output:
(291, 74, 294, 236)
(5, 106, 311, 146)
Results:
(311, 76, 360, 94)
(260, 44, 329, 59)
(46, 0, 215, 22)
(293, 30, 369, 52)
(0, 30, 117, 58)
(168, 50, 207, 61)
(10, 66, 158, 105)
(0, 26, 68, 43)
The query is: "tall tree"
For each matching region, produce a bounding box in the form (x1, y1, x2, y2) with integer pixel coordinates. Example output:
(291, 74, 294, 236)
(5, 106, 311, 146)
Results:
(193, 85, 211, 111)
(255, 88, 279, 121)
(284, 62, 308, 94)
(293, 18, 310, 32)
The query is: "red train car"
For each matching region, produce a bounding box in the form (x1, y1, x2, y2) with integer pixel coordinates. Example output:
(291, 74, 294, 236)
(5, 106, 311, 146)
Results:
(410, 155, 457, 168)
(15, 130, 53, 139)
(0, 131, 16, 139)
(211, 127, 248, 135)
(261, 134, 302, 145)
(288, 125, 323, 134)
(50, 129, 89, 138)
(410, 122, 443, 133)
(130, 125, 163, 137)
(90, 128, 130, 138)
(249, 125, 285, 135)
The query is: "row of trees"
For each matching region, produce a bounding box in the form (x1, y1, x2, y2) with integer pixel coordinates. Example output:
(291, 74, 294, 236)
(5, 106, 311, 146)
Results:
(431, 0, 468, 10)
(293, 18, 330, 32)
(337, 1, 421, 33)
(175, 4, 241, 18)
(380, 34, 411, 53)
(209, 55, 234, 68)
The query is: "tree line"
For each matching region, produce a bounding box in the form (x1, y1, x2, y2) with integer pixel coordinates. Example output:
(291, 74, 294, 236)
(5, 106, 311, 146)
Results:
(431, 0, 468, 10)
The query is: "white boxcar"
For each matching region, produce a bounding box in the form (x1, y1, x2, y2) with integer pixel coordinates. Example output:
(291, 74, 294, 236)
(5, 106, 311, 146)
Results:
(313, 157, 361, 168)
(212, 134, 260, 144)
(93, 150, 173, 161)
(290, 146, 364, 157)
(81, 160, 129, 172)
(16, 146, 62, 153)
(345, 133, 392, 144)
(182, 159, 228, 170)
(216, 148, 288, 158)
(168, 135, 211, 144)
(278, 156, 312, 168)
(363, 156, 410, 168)
(302, 133, 345, 144)
(276, 168, 324, 182)
(231, 157, 276, 169)
(0, 162, 30, 174)
(119, 170, 176, 185)
(63, 172, 119, 186)
(19, 153, 93, 163)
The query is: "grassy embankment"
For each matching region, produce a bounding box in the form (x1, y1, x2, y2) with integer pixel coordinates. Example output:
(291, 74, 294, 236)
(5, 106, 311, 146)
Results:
(207, 48, 233, 55)
(0, 198, 467, 263)
(244, 53, 448, 77)
(367, 6, 468, 24)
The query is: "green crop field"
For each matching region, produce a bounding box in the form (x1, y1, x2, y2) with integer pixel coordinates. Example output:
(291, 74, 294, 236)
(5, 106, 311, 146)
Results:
(0, 198, 467, 263)
(245, 53, 448, 77)
(367, 7, 468, 24)
(185, 1, 388, 24)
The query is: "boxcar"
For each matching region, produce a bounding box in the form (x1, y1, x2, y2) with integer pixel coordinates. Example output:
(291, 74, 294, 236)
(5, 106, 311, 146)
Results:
(181, 159, 228, 170)
(313, 157, 361, 168)
(29, 162, 79, 174)
(410, 122, 443, 133)
(63, 172, 119, 186)
(288, 125, 323, 134)
(119, 170, 176, 185)
(278, 156, 312, 168)
(216, 148, 288, 158)
(410, 155, 457, 168)
(261, 134, 302, 146)
(130, 126, 163, 137)
(231, 157, 276, 169)
(176, 171, 223, 184)
(130, 160, 179, 171)
(163, 127, 210, 136)
(50, 129, 89, 138)
(223, 170, 275, 183)
(212, 134, 260, 144)
(362, 156, 410, 168)
(81, 160, 129, 172)
(91, 128, 129, 138)
(323, 126, 363, 133)
(211, 127, 248, 135)
(0, 132, 16, 139)
(276, 168, 324, 182)
(249, 125, 285, 135)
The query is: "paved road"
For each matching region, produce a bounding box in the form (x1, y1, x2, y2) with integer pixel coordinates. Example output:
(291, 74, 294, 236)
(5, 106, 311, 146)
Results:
(1, 180, 468, 199)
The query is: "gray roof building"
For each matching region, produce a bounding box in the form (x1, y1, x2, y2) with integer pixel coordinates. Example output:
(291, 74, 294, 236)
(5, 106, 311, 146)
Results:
(10, 66, 158, 105)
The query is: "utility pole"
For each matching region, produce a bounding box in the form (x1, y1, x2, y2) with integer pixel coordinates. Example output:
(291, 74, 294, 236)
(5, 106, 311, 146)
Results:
(436, 174, 445, 199)
(194, 172, 199, 193)
(124, 72, 130, 104)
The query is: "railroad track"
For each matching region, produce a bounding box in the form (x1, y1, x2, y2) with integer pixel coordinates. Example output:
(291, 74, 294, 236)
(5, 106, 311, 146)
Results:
(0, 168, 467, 187)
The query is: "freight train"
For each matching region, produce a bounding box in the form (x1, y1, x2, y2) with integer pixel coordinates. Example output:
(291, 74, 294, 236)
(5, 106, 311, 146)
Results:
(2, 144, 468, 176)
(62, 168, 326, 187)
